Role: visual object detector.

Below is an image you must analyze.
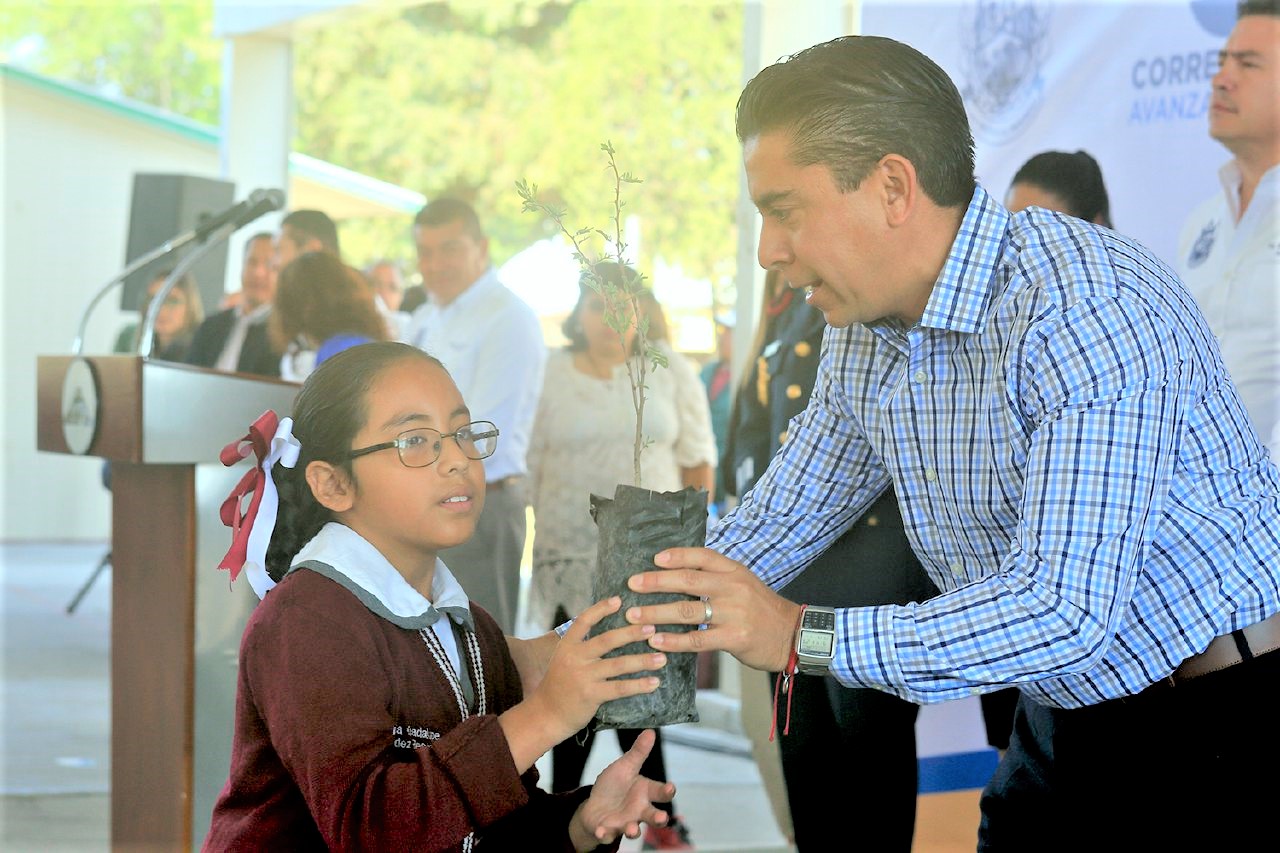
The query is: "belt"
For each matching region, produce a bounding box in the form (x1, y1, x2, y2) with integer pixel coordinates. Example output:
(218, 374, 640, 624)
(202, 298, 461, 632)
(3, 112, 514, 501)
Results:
(486, 476, 523, 491)
(1166, 611, 1280, 685)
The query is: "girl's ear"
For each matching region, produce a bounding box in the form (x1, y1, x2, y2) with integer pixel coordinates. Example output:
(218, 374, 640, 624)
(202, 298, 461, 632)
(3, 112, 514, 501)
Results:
(306, 460, 355, 513)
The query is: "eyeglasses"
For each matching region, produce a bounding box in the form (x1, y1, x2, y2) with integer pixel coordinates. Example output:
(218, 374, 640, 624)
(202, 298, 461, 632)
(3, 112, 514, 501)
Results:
(346, 421, 499, 468)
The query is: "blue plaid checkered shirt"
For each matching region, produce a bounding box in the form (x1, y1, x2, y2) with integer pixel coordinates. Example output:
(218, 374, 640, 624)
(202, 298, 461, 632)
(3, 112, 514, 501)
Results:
(709, 186, 1280, 709)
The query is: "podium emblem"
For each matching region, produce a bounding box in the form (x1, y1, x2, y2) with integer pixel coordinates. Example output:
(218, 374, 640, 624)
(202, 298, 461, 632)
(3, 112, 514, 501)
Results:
(61, 358, 100, 455)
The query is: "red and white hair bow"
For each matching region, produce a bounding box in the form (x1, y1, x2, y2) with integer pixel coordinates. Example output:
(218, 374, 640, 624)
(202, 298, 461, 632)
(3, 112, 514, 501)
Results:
(218, 410, 301, 599)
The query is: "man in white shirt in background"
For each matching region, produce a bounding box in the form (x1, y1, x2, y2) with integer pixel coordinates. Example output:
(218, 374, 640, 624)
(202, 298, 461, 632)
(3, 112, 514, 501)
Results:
(1178, 0, 1279, 458)
(405, 197, 547, 633)
(185, 232, 280, 376)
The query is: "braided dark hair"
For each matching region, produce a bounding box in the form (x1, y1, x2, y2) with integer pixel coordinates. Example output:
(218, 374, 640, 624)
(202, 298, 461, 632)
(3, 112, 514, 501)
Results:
(264, 341, 445, 579)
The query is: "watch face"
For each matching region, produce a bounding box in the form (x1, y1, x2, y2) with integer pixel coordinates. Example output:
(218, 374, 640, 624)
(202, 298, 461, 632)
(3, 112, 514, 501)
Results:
(799, 631, 834, 657)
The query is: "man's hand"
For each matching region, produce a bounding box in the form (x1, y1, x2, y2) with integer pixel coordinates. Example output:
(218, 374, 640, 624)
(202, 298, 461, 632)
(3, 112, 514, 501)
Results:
(625, 547, 802, 673)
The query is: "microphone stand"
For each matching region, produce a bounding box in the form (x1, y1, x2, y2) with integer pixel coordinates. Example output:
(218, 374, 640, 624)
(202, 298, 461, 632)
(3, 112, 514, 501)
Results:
(69, 230, 203, 355)
(136, 221, 237, 358)
(69, 187, 284, 356)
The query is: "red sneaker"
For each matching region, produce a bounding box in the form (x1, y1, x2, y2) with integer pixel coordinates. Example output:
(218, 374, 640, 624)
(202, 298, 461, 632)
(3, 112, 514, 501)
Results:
(641, 815, 693, 851)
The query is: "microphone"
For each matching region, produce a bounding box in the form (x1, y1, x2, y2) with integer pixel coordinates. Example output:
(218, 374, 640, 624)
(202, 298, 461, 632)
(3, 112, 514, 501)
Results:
(70, 189, 286, 354)
(193, 188, 286, 242)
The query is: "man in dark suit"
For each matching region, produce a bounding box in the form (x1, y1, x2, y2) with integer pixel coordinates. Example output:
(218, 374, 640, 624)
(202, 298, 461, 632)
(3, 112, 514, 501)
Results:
(186, 232, 281, 377)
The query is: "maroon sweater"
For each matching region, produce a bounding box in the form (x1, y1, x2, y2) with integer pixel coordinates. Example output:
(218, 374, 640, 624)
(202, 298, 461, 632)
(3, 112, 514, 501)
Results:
(204, 568, 612, 852)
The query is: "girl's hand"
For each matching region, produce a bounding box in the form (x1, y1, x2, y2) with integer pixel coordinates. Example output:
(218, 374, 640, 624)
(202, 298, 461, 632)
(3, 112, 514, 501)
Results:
(569, 729, 676, 850)
(499, 597, 663, 772)
(534, 596, 666, 738)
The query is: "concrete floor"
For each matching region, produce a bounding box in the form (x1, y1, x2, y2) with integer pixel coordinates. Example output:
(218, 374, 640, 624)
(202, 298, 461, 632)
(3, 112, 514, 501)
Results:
(0, 541, 983, 852)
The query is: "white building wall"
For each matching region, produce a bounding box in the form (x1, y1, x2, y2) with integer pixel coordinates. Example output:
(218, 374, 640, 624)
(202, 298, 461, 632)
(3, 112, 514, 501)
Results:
(3, 73, 221, 540)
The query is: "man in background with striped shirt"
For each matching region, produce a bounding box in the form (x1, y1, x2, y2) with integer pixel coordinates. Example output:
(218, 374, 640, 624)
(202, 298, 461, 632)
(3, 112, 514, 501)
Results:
(627, 34, 1280, 850)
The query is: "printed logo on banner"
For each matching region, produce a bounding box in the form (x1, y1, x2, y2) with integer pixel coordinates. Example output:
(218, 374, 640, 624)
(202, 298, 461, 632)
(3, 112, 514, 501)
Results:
(1128, 50, 1218, 125)
(958, 1, 1053, 145)
(1127, 0, 1230, 125)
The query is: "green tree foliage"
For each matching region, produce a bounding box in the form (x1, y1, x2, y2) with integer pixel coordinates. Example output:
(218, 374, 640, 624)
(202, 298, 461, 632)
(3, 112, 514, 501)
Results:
(519, 142, 666, 484)
(293, 1, 743, 285)
(1, 1, 743, 291)
(0, 2, 221, 126)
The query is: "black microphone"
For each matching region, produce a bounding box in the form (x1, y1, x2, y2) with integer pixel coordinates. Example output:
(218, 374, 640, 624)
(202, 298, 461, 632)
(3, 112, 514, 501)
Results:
(193, 188, 286, 241)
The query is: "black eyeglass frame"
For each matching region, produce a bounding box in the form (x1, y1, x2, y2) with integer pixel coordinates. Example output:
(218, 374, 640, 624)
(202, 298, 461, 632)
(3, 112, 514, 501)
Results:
(346, 421, 500, 468)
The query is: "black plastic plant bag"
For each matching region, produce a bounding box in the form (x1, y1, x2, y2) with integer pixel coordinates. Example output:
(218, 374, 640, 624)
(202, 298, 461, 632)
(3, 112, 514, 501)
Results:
(588, 483, 708, 729)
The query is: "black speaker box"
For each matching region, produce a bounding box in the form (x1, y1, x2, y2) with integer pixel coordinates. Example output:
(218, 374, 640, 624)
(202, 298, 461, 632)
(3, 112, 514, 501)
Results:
(121, 173, 237, 314)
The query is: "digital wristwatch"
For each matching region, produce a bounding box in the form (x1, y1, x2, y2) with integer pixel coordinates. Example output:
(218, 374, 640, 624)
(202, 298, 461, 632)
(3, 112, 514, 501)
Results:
(794, 605, 837, 676)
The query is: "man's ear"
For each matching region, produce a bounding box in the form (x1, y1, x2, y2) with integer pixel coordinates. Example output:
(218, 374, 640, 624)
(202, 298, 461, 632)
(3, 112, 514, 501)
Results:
(306, 460, 355, 513)
(876, 154, 918, 228)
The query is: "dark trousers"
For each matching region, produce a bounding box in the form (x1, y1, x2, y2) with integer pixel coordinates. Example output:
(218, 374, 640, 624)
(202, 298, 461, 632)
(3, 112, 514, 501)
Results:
(772, 489, 938, 852)
(770, 671, 920, 851)
(979, 646, 1280, 851)
(978, 687, 1020, 751)
(440, 476, 527, 634)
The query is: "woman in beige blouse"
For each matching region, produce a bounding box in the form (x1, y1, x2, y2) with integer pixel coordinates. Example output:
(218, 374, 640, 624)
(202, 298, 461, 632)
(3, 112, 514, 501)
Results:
(526, 263, 716, 849)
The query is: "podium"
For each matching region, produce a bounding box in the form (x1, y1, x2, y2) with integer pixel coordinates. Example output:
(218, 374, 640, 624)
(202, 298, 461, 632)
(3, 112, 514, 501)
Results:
(37, 355, 299, 851)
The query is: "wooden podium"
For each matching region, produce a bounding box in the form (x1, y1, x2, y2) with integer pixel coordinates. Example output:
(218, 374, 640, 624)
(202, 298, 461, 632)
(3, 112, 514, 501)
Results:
(37, 355, 299, 851)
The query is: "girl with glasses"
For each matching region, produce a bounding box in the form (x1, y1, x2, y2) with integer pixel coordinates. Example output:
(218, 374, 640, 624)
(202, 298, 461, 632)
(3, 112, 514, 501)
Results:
(206, 341, 678, 851)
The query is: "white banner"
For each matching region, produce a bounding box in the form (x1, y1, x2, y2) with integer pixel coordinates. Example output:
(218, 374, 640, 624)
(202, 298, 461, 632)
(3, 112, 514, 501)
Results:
(860, 0, 1238, 269)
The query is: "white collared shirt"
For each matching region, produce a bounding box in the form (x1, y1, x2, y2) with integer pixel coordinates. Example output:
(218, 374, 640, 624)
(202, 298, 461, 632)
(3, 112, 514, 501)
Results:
(374, 293, 412, 342)
(280, 339, 317, 384)
(1178, 161, 1280, 459)
(404, 267, 547, 482)
(215, 302, 272, 372)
